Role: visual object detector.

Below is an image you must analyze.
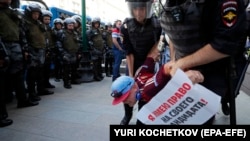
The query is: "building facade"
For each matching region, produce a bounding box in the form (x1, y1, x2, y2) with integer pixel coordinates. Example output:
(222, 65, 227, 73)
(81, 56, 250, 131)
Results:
(42, 0, 128, 23)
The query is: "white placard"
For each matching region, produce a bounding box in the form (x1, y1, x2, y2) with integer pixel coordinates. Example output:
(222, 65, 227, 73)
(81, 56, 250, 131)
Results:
(136, 69, 221, 125)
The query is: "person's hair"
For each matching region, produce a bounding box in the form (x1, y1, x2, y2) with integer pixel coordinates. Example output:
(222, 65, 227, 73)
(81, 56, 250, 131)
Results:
(113, 19, 122, 28)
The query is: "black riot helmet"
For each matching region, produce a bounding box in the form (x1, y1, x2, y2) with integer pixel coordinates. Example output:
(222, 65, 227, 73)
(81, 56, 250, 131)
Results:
(106, 22, 112, 28)
(41, 9, 53, 18)
(92, 17, 101, 23)
(64, 17, 76, 25)
(25, 3, 42, 13)
(104, 22, 112, 30)
(72, 15, 82, 25)
(91, 17, 101, 27)
(63, 17, 76, 29)
(53, 18, 63, 25)
(125, 0, 153, 19)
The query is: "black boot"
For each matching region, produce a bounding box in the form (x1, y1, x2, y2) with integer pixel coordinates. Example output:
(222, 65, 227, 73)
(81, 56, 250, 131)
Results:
(106, 72, 111, 77)
(0, 118, 13, 127)
(120, 104, 133, 125)
(64, 80, 72, 89)
(221, 99, 230, 116)
(29, 92, 41, 102)
(44, 82, 55, 88)
(94, 75, 102, 81)
(17, 100, 39, 108)
(38, 89, 54, 96)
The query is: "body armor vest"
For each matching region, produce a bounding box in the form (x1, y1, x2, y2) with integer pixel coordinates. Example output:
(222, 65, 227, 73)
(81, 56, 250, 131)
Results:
(103, 31, 112, 48)
(160, 0, 206, 60)
(126, 17, 162, 63)
(45, 25, 55, 49)
(0, 8, 20, 42)
(26, 19, 46, 49)
(89, 29, 104, 51)
(62, 30, 79, 54)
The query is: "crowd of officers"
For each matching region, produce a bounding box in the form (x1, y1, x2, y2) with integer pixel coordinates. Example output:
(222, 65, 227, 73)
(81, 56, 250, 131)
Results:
(0, 1, 116, 127)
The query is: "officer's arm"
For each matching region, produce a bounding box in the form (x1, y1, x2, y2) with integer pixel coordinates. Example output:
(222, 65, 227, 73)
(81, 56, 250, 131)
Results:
(126, 54, 134, 77)
(86, 30, 94, 50)
(56, 31, 67, 56)
(121, 23, 134, 77)
(168, 40, 175, 61)
(19, 17, 31, 61)
(170, 44, 228, 76)
(171, 1, 246, 76)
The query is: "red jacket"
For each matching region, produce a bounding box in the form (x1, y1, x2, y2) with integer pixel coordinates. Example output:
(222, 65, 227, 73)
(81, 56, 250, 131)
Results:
(135, 57, 171, 102)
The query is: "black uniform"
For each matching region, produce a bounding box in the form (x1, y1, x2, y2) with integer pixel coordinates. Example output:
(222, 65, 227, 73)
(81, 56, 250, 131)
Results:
(102, 28, 113, 77)
(52, 27, 63, 81)
(57, 28, 81, 88)
(160, 0, 247, 124)
(43, 24, 56, 88)
(0, 3, 38, 127)
(24, 9, 54, 101)
(120, 16, 162, 125)
(86, 27, 105, 81)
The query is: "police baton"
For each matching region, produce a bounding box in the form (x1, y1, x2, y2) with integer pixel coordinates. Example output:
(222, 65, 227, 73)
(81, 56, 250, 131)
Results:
(234, 47, 250, 97)
(229, 47, 250, 125)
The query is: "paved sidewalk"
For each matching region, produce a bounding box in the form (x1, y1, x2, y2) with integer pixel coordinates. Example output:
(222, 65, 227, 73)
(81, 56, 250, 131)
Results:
(0, 73, 250, 141)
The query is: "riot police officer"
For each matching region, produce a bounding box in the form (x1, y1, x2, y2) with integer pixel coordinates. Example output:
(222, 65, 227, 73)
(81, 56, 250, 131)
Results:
(72, 15, 82, 35)
(41, 9, 56, 89)
(72, 15, 84, 77)
(52, 18, 64, 82)
(159, 0, 247, 124)
(56, 17, 81, 89)
(1, 0, 39, 127)
(0, 0, 39, 107)
(120, 0, 162, 125)
(24, 3, 54, 101)
(86, 17, 105, 81)
(103, 22, 113, 77)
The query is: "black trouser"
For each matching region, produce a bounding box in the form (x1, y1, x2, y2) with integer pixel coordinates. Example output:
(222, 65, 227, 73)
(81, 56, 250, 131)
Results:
(0, 71, 8, 120)
(93, 57, 103, 78)
(54, 54, 63, 80)
(5, 70, 27, 105)
(44, 57, 53, 85)
(62, 62, 78, 83)
(105, 57, 113, 75)
(26, 66, 45, 97)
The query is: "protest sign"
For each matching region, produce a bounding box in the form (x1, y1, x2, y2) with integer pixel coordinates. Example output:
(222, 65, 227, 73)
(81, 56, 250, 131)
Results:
(136, 69, 221, 125)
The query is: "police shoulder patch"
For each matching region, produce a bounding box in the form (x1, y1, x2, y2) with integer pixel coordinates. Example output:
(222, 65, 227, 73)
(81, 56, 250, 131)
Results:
(221, 0, 238, 27)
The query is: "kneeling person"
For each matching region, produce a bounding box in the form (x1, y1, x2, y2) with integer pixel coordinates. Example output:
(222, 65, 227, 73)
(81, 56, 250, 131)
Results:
(110, 44, 204, 125)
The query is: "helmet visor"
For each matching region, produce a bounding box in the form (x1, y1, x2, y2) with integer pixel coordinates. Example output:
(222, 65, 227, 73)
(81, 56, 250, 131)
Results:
(127, 1, 153, 19)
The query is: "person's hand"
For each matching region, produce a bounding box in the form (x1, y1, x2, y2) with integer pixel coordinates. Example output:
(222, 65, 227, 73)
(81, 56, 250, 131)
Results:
(165, 60, 178, 76)
(170, 63, 178, 76)
(185, 70, 204, 84)
(163, 60, 175, 75)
